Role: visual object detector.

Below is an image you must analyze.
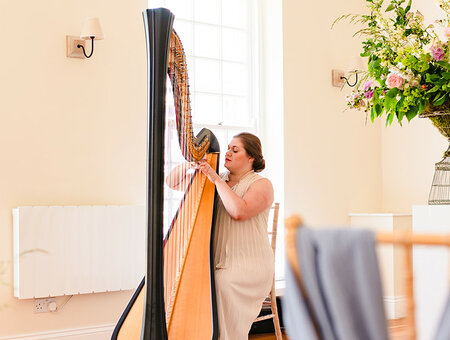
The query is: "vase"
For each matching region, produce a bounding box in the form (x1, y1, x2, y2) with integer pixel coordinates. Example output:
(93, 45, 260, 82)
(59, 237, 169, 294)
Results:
(420, 106, 450, 205)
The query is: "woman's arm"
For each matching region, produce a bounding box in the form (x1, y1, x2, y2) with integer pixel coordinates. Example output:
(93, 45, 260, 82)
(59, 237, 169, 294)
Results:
(165, 162, 196, 191)
(197, 162, 274, 221)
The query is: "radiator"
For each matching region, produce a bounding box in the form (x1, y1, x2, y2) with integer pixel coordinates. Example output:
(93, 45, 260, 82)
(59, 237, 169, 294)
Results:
(13, 205, 146, 299)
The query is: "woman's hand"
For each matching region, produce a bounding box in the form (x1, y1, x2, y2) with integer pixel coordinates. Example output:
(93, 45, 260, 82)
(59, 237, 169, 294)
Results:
(166, 161, 197, 191)
(197, 160, 273, 221)
(197, 160, 220, 184)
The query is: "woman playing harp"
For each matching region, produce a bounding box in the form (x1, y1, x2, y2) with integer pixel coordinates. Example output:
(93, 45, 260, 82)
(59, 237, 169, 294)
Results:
(172, 132, 275, 340)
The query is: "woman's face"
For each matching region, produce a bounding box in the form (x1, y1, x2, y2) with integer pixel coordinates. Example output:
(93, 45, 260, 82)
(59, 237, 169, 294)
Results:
(224, 137, 254, 172)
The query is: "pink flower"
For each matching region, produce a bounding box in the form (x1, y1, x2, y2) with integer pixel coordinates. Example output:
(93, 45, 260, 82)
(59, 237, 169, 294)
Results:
(430, 43, 445, 61)
(363, 81, 373, 91)
(415, 11, 424, 21)
(365, 89, 374, 99)
(446, 26, 450, 39)
(386, 73, 405, 90)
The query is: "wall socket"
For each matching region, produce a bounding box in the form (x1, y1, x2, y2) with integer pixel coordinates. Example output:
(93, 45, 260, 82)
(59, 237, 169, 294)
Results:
(34, 297, 56, 313)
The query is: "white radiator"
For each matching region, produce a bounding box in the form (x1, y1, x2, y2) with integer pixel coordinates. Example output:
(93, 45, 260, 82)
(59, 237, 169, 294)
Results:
(13, 205, 146, 299)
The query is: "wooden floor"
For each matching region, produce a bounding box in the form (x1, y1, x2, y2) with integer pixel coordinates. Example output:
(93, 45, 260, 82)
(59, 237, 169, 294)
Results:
(249, 332, 288, 340)
(249, 318, 408, 340)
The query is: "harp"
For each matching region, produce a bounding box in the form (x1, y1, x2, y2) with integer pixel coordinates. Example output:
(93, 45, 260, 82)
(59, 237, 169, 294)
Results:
(112, 8, 219, 340)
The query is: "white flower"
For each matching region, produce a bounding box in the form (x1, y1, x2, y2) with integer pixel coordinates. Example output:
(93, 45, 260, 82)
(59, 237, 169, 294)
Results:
(434, 0, 444, 8)
(410, 79, 420, 87)
(345, 95, 355, 105)
(415, 10, 424, 21)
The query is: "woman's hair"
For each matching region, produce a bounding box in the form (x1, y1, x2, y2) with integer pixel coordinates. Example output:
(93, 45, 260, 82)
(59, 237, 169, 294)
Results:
(234, 132, 265, 172)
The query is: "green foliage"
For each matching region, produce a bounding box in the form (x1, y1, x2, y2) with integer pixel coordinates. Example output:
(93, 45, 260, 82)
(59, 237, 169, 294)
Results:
(342, 0, 450, 125)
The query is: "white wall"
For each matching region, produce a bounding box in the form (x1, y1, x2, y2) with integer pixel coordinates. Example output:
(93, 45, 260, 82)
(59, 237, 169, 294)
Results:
(0, 0, 147, 336)
(260, 0, 285, 279)
(260, 0, 285, 211)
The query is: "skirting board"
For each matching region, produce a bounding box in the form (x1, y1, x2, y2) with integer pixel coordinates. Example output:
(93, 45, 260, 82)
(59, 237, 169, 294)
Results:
(0, 323, 115, 340)
(0, 297, 402, 339)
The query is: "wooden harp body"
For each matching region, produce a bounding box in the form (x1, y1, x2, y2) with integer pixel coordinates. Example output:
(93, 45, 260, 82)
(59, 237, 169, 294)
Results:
(112, 8, 219, 340)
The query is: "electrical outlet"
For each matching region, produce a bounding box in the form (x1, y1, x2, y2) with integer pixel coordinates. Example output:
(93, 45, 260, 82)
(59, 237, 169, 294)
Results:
(34, 297, 56, 313)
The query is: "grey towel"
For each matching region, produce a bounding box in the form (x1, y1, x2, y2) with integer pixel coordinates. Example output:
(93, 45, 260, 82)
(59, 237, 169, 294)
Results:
(283, 227, 389, 340)
(434, 294, 450, 340)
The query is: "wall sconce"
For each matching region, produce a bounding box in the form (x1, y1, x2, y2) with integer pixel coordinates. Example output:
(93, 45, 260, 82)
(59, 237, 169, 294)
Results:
(332, 56, 366, 88)
(66, 17, 104, 59)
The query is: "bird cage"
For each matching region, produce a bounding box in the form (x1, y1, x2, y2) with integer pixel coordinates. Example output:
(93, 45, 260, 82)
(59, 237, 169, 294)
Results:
(420, 110, 450, 205)
(428, 143, 450, 205)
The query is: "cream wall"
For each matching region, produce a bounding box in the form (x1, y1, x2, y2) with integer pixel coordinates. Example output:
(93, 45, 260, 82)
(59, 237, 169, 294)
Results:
(381, 120, 446, 212)
(0, 0, 147, 336)
(282, 0, 383, 225)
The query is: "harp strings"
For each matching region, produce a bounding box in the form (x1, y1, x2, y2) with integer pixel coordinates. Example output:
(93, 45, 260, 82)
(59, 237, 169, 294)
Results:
(163, 30, 205, 325)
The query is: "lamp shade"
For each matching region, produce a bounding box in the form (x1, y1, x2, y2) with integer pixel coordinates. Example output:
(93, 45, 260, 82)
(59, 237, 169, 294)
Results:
(80, 17, 104, 40)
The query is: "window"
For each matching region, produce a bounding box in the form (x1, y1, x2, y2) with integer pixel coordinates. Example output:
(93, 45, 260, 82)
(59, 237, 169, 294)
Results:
(149, 0, 258, 172)
(149, 0, 285, 282)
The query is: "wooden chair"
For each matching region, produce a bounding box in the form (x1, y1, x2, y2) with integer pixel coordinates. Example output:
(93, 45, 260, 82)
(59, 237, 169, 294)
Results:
(285, 215, 450, 340)
(376, 232, 450, 339)
(254, 203, 283, 340)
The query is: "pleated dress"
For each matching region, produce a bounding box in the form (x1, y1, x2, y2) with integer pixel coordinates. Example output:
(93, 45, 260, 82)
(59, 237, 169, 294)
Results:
(213, 170, 275, 340)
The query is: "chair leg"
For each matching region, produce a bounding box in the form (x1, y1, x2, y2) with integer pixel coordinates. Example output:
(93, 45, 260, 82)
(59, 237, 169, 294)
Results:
(269, 283, 283, 340)
(273, 313, 283, 340)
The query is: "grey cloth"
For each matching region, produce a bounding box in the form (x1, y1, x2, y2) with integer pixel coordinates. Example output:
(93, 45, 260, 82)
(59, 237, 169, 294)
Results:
(283, 258, 319, 339)
(434, 294, 450, 340)
(283, 227, 389, 340)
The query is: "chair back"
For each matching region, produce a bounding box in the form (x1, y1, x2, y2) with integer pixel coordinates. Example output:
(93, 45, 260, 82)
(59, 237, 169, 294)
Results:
(253, 203, 283, 340)
(268, 203, 280, 256)
(285, 215, 450, 340)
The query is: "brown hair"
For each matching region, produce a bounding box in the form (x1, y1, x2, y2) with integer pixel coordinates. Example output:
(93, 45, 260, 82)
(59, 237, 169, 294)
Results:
(234, 132, 265, 172)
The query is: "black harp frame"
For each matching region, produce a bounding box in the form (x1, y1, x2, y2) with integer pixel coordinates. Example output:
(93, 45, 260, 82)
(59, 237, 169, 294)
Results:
(112, 8, 220, 340)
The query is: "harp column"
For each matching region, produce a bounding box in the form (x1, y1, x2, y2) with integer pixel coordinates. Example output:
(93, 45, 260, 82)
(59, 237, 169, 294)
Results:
(142, 8, 174, 340)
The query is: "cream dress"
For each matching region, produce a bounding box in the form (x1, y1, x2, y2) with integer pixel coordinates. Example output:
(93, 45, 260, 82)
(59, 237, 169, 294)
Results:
(213, 170, 275, 340)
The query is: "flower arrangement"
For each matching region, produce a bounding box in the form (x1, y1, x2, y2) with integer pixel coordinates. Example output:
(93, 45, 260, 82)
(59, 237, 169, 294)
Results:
(336, 0, 450, 125)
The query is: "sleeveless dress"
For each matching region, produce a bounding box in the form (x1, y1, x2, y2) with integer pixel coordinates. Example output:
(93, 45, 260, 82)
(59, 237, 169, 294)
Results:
(213, 170, 275, 340)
